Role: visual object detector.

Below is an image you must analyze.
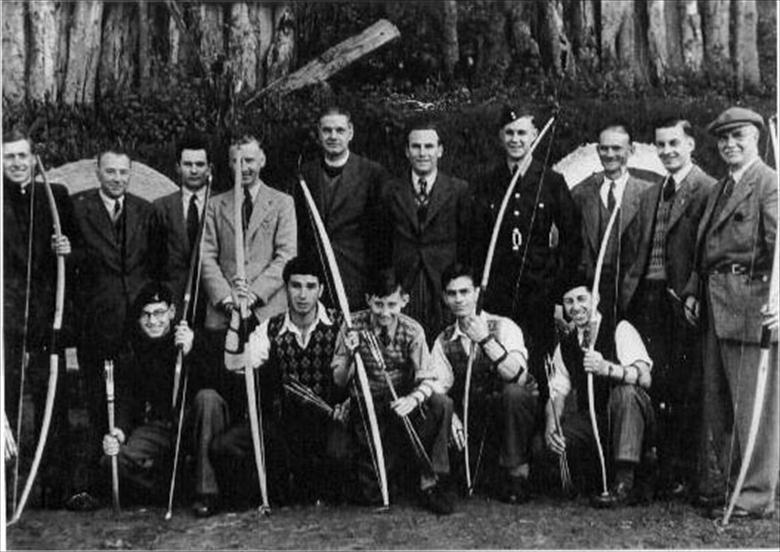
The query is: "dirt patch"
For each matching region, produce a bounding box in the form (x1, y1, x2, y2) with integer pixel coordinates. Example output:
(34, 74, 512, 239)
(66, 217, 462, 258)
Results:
(7, 496, 778, 550)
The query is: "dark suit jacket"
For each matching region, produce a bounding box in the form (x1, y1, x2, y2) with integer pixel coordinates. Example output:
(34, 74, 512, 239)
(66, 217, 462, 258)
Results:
(152, 190, 208, 323)
(383, 171, 473, 301)
(572, 170, 659, 311)
(683, 159, 777, 343)
(3, 181, 77, 346)
(296, 153, 391, 308)
(71, 189, 158, 357)
(629, 164, 716, 301)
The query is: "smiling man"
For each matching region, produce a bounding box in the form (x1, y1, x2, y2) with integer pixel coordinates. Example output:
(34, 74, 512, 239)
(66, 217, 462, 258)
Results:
(297, 107, 391, 309)
(625, 118, 715, 500)
(384, 120, 473, 341)
(682, 107, 778, 520)
(70, 145, 159, 510)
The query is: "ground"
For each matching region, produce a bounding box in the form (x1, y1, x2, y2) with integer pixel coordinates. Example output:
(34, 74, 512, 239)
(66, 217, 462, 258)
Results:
(7, 495, 779, 550)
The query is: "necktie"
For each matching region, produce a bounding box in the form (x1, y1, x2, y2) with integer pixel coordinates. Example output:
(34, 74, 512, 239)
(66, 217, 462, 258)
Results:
(662, 176, 676, 202)
(379, 326, 391, 348)
(187, 194, 199, 248)
(417, 178, 429, 206)
(113, 199, 122, 222)
(242, 188, 253, 230)
(607, 180, 616, 213)
(722, 175, 735, 200)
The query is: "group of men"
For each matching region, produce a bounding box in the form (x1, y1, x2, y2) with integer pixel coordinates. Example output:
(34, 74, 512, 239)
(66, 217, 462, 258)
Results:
(3, 103, 777, 522)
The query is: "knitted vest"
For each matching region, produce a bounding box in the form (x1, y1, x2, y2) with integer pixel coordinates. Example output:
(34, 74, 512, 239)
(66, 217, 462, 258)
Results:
(559, 325, 615, 414)
(441, 318, 501, 406)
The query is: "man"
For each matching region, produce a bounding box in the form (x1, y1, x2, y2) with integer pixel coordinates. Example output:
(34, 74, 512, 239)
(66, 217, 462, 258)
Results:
(681, 107, 778, 520)
(572, 123, 660, 337)
(3, 129, 75, 507)
(430, 263, 537, 504)
(101, 283, 220, 515)
(332, 269, 454, 514)
(153, 131, 212, 326)
(201, 134, 297, 332)
(626, 118, 715, 498)
(476, 106, 581, 402)
(296, 107, 392, 309)
(212, 256, 349, 505)
(384, 121, 473, 341)
(543, 278, 656, 507)
(70, 145, 159, 509)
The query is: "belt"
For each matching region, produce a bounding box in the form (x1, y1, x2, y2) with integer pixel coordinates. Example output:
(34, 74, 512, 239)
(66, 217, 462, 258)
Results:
(708, 263, 770, 281)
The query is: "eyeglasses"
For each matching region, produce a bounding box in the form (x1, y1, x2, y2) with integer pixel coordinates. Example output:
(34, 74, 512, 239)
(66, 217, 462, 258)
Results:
(139, 308, 170, 321)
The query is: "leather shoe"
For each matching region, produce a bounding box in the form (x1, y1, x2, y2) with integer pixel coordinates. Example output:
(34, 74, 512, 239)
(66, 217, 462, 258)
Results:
(64, 491, 101, 512)
(591, 481, 638, 509)
(192, 495, 219, 518)
(500, 475, 530, 505)
(421, 485, 454, 515)
(708, 505, 774, 521)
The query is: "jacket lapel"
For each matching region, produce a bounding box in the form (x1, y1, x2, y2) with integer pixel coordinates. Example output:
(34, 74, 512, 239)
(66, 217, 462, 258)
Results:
(327, 155, 355, 219)
(170, 191, 189, 249)
(711, 173, 754, 231)
(619, 177, 642, 237)
(583, 178, 602, 255)
(246, 182, 274, 242)
(397, 177, 421, 232)
(86, 191, 118, 249)
(666, 173, 691, 232)
(421, 173, 449, 229)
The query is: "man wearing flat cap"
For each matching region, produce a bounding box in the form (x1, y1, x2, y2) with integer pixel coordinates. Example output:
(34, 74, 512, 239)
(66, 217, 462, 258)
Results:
(474, 106, 581, 404)
(681, 106, 778, 519)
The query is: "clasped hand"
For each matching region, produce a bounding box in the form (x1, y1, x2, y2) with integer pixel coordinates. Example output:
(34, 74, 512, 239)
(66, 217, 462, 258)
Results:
(582, 350, 607, 377)
(458, 314, 489, 343)
(102, 428, 126, 456)
(50, 234, 71, 256)
(175, 321, 194, 355)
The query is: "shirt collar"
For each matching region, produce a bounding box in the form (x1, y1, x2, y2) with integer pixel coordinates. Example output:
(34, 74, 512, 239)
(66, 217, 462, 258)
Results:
(243, 181, 261, 202)
(669, 161, 694, 187)
(278, 302, 333, 337)
(412, 170, 437, 192)
(182, 187, 206, 214)
(601, 170, 629, 205)
(449, 312, 489, 341)
(99, 189, 123, 212)
(729, 157, 759, 184)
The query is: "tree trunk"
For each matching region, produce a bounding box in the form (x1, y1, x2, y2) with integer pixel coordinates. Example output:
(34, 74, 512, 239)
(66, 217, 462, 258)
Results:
(138, 0, 152, 96)
(646, 0, 668, 81)
(266, 3, 296, 84)
(733, 0, 761, 93)
(229, 2, 258, 92)
(601, 0, 640, 85)
(679, 0, 703, 72)
(506, 0, 539, 64)
(484, 2, 510, 82)
(168, 9, 181, 66)
(2, 1, 27, 105)
(28, 0, 59, 102)
(197, 2, 225, 67)
(63, 1, 104, 105)
(56, 1, 71, 98)
(98, 2, 138, 99)
(441, 0, 459, 79)
(662, 0, 683, 70)
(251, 2, 274, 89)
(541, 0, 574, 76)
(571, 0, 598, 69)
(703, 0, 730, 71)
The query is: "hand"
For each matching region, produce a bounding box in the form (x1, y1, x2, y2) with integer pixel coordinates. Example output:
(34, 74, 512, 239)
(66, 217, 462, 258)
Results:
(231, 279, 251, 306)
(450, 412, 465, 451)
(459, 314, 489, 344)
(50, 234, 71, 256)
(344, 330, 360, 353)
(545, 421, 566, 457)
(332, 397, 351, 424)
(391, 394, 418, 418)
(684, 296, 700, 327)
(175, 321, 194, 355)
(102, 428, 125, 457)
(761, 302, 778, 331)
(220, 300, 235, 316)
(583, 350, 607, 377)
(553, 304, 574, 336)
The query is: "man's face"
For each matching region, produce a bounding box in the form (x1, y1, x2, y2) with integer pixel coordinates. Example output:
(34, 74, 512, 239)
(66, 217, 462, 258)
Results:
(96, 152, 131, 199)
(500, 116, 538, 162)
(717, 124, 760, 170)
(406, 129, 443, 177)
(137, 301, 175, 340)
(230, 141, 265, 188)
(177, 149, 210, 191)
(562, 286, 592, 329)
(597, 129, 633, 178)
(286, 274, 323, 318)
(318, 114, 353, 159)
(3, 139, 33, 186)
(366, 289, 408, 329)
(655, 125, 694, 174)
(442, 275, 478, 319)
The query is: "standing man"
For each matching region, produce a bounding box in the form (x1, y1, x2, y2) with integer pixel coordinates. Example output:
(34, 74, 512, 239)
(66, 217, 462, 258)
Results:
(153, 131, 212, 326)
(384, 121, 473, 341)
(297, 107, 391, 310)
(572, 123, 660, 337)
(3, 129, 75, 507)
(70, 146, 158, 509)
(476, 106, 581, 400)
(682, 107, 778, 519)
(626, 118, 715, 498)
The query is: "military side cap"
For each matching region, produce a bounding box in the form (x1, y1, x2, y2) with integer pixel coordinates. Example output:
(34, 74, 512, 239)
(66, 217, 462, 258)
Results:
(707, 106, 765, 135)
(132, 281, 173, 318)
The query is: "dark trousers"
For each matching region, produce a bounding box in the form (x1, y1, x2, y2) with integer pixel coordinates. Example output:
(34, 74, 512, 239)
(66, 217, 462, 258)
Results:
(627, 279, 701, 486)
(76, 346, 111, 496)
(512, 286, 556, 404)
(351, 391, 453, 504)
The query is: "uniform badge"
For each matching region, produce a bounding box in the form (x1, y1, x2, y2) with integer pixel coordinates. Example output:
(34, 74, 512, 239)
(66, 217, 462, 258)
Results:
(512, 228, 522, 251)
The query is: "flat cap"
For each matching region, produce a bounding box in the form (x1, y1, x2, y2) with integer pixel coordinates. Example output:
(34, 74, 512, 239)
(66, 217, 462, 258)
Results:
(707, 106, 764, 135)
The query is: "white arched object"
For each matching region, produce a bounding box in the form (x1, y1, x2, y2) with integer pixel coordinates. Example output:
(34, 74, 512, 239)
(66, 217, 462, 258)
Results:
(554, 142, 666, 188)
